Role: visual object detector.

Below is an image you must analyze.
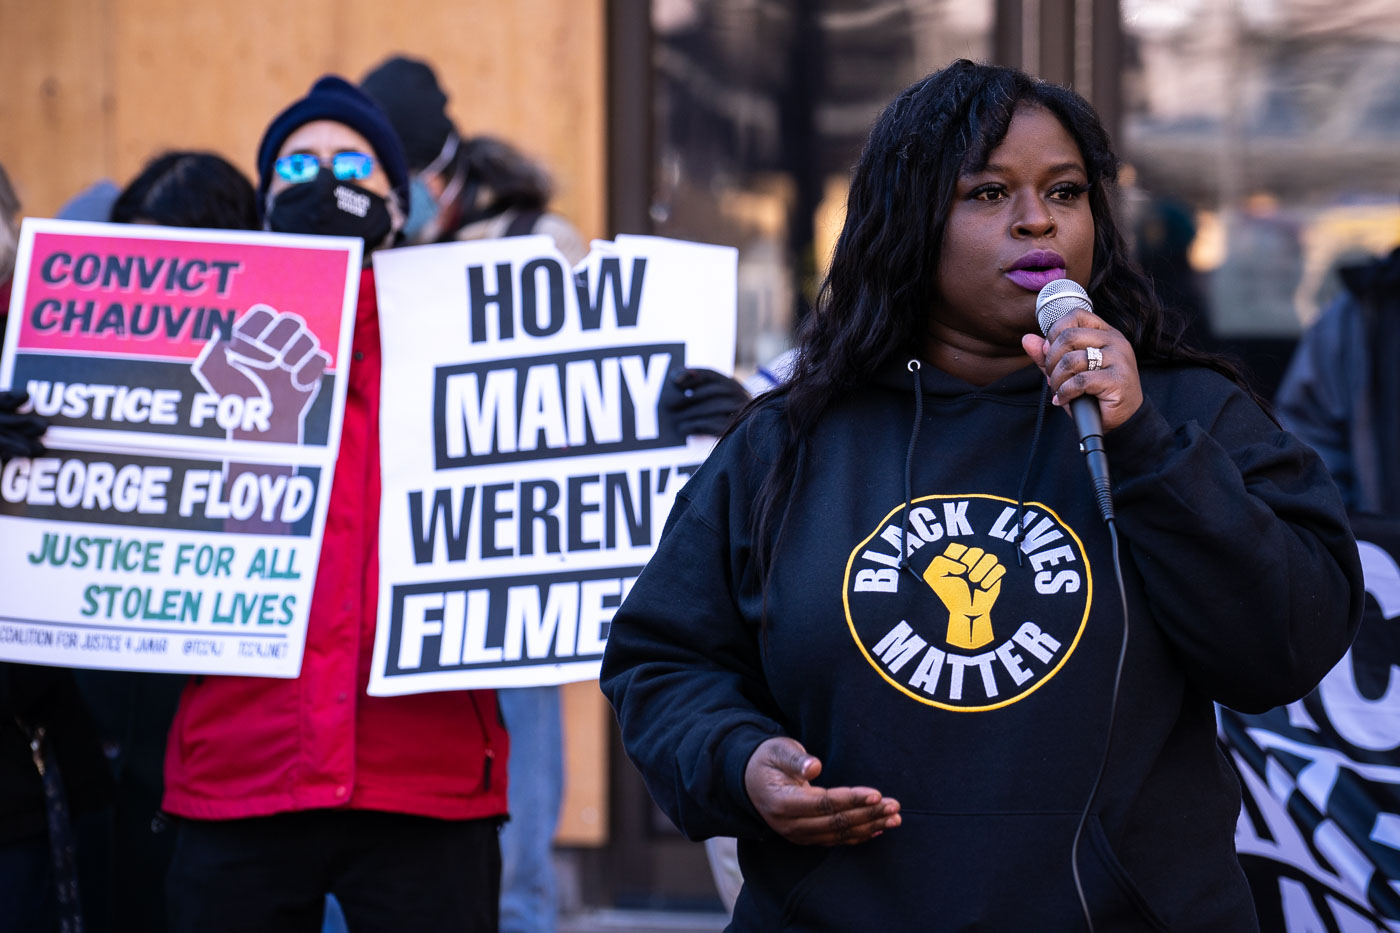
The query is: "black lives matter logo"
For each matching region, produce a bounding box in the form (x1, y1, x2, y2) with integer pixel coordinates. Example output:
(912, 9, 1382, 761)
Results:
(843, 494, 1091, 712)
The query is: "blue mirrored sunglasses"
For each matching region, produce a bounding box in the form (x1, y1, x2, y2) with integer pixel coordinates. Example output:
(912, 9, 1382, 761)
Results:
(273, 151, 375, 184)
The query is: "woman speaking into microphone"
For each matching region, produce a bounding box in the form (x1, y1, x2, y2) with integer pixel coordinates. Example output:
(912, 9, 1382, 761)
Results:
(601, 60, 1362, 931)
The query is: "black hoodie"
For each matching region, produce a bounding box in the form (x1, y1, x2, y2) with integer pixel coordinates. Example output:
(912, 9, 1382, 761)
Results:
(601, 360, 1363, 932)
(1276, 246, 1400, 514)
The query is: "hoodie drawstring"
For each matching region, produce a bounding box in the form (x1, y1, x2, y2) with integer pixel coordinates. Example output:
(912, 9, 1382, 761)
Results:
(899, 360, 1048, 573)
(1014, 383, 1052, 567)
(899, 360, 924, 578)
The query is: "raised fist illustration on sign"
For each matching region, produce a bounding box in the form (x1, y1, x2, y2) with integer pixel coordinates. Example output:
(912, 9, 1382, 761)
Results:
(191, 305, 330, 443)
(923, 542, 1005, 650)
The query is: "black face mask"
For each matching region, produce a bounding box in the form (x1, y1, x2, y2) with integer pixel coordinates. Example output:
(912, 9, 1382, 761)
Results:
(267, 167, 393, 251)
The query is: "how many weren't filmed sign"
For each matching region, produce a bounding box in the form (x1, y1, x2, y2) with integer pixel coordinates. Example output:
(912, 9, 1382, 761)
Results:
(370, 234, 737, 695)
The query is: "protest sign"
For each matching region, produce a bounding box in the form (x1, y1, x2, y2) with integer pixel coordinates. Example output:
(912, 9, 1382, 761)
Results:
(1224, 513, 1400, 931)
(2, 219, 360, 457)
(0, 219, 359, 676)
(370, 234, 737, 695)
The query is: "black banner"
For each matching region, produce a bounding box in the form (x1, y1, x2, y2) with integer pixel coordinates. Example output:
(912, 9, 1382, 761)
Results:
(1224, 513, 1400, 931)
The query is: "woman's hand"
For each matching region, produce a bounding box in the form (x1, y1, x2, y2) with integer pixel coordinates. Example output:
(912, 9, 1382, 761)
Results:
(1021, 310, 1142, 432)
(743, 736, 900, 846)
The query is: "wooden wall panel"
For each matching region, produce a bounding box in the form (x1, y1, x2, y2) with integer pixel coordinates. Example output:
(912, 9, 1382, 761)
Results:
(0, 0, 611, 845)
(105, 0, 340, 191)
(337, 0, 606, 241)
(0, 0, 606, 243)
(0, 0, 112, 213)
(559, 680, 610, 846)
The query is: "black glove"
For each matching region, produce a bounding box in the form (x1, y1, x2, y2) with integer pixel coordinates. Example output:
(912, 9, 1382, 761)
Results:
(660, 368, 750, 437)
(0, 391, 47, 461)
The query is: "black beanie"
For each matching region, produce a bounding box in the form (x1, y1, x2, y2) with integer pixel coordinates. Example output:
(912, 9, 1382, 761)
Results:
(255, 75, 410, 220)
(360, 56, 457, 172)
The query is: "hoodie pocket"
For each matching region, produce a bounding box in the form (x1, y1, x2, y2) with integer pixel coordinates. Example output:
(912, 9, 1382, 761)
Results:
(776, 811, 1168, 932)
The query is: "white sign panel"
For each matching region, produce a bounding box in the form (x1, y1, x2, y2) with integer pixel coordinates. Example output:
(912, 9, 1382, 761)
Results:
(370, 235, 737, 695)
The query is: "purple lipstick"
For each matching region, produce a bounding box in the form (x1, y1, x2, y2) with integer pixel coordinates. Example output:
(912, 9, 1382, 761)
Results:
(1005, 249, 1066, 291)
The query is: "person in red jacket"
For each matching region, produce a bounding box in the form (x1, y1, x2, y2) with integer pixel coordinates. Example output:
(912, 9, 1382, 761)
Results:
(162, 76, 509, 933)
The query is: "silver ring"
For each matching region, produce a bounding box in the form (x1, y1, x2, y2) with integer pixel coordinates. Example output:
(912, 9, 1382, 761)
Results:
(1085, 346, 1104, 371)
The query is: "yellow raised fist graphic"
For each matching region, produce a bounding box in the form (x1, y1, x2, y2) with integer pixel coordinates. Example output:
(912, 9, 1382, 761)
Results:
(922, 543, 1006, 650)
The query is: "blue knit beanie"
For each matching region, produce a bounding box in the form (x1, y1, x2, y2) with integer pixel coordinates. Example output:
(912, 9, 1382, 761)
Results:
(255, 75, 410, 220)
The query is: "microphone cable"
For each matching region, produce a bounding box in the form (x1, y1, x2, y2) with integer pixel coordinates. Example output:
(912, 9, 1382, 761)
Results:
(1070, 514, 1130, 933)
(1035, 278, 1133, 930)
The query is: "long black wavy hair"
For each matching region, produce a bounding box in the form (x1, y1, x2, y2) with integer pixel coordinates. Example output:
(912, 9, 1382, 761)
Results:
(741, 60, 1251, 592)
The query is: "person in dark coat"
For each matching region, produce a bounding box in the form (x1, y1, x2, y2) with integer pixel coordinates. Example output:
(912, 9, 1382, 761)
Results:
(1276, 246, 1400, 514)
(0, 158, 111, 933)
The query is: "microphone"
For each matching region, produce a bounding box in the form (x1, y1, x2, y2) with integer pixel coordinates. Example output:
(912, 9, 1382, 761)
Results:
(1035, 279, 1114, 522)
